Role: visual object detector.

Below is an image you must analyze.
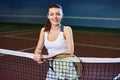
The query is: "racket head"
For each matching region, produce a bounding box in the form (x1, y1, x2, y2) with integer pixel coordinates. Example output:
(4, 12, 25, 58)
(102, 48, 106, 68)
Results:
(51, 53, 83, 79)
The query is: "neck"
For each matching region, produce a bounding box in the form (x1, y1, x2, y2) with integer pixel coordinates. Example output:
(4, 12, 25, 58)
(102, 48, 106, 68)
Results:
(51, 24, 61, 31)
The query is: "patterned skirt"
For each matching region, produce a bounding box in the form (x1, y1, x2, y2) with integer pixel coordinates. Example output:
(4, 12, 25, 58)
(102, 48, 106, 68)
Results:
(46, 61, 78, 80)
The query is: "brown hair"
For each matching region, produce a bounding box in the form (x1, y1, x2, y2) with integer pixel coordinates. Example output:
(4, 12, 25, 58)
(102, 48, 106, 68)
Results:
(44, 4, 63, 32)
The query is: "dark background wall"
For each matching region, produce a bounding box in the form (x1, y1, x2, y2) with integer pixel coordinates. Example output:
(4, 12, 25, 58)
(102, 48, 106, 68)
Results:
(0, 0, 120, 29)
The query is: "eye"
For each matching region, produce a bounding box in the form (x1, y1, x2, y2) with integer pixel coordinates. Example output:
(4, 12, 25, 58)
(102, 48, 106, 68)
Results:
(56, 13, 61, 16)
(49, 13, 54, 16)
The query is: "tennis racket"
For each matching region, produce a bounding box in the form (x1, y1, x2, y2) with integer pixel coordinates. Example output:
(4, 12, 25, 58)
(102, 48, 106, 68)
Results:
(41, 53, 83, 80)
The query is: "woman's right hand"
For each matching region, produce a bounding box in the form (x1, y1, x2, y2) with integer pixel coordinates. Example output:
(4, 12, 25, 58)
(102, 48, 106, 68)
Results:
(34, 54, 43, 64)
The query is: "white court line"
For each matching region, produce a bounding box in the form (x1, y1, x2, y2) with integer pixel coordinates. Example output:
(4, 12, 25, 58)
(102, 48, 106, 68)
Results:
(4, 35, 37, 41)
(1, 29, 120, 50)
(3, 30, 38, 41)
(5, 32, 35, 36)
(19, 47, 35, 52)
(0, 28, 39, 34)
(64, 16, 120, 21)
(18, 43, 120, 53)
(3, 34, 120, 50)
(74, 31, 120, 35)
(75, 43, 120, 50)
(0, 14, 120, 21)
(0, 15, 46, 18)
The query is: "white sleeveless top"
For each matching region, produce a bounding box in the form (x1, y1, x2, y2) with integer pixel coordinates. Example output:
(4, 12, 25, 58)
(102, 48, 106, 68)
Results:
(44, 31, 67, 55)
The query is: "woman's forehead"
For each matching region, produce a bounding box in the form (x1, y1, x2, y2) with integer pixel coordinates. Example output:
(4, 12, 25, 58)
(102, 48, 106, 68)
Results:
(48, 8, 63, 13)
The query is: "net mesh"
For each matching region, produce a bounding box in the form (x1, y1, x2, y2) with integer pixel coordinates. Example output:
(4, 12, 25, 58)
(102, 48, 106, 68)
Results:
(0, 49, 120, 80)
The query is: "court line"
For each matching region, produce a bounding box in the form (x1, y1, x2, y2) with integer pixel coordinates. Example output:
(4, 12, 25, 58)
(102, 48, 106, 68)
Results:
(75, 43, 120, 50)
(0, 28, 39, 34)
(19, 47, 35, 52)
(0, 14, 120, 21)
(4, 35, 37, 41)
(3, 34, 120, 50)
(2, 30, 39, 41)
(65, 16, 120, 21)
(0, 15, 46, 18)
(4, 31, 36, 36)
(3, 29, 120, 39)
(1, 29, 120, 50)
(74, 31, 120, 35)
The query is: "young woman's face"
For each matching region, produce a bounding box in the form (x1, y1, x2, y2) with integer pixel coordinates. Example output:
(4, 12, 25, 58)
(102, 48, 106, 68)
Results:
(48, 8, 63, 26)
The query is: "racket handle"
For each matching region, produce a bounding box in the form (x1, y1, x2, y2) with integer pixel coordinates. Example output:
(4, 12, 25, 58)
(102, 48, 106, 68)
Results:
(41, 58, 43, 61)
(40, 58, 46, 62)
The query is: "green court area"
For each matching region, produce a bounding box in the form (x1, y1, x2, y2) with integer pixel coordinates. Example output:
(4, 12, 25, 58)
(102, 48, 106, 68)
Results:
(0, 22, 43, 32)
(0, 22, 120, 34)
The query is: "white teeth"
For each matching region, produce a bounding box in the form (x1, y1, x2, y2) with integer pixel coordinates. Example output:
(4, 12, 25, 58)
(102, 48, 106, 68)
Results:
(53, 19, 57, 22)
(53, 20, 58, 22)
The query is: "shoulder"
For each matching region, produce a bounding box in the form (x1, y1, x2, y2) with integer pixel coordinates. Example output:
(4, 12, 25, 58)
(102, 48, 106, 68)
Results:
(64, 26, 72, 32)
(39, 27, 45, 36)
(63, 26, 73, 38)
(41, 27, 45, 32)
(40, 27, 46, 34)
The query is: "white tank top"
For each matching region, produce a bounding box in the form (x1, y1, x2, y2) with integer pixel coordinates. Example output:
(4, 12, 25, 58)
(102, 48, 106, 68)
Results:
(44, 27, 67, 55)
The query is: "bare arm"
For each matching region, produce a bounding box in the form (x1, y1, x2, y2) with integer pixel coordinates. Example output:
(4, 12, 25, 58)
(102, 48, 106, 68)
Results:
(34, 27, 45, 63)
(64, 26, 74, 54)
(34, 27, 45, 54)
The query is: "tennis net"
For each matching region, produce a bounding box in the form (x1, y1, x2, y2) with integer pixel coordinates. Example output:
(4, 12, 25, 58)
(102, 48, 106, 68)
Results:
(0, 48, 120, 80)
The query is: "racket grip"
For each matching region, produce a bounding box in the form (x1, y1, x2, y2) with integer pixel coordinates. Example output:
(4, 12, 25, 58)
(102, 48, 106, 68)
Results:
(41, 58, 44, 61)
(40, 58, 46, 62)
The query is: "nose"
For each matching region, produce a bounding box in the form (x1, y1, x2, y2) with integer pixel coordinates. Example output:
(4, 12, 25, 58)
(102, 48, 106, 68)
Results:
(53, 14, 57, 18)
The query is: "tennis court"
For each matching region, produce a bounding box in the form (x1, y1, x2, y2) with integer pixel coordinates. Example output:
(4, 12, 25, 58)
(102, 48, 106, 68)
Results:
(0, 23, 120, 57)
(0, 23, 120, 80)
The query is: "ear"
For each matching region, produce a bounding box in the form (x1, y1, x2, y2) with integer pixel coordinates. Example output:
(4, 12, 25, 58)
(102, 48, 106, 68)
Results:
(62, 14, 64, 18)
(47, 14, 49, 19)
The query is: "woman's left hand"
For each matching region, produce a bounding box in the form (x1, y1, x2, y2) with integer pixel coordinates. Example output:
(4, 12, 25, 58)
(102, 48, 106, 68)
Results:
(42, 55, 55, 59)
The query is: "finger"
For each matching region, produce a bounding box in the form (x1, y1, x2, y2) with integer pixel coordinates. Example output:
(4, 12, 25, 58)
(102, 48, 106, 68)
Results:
(37, 60, 43, 64)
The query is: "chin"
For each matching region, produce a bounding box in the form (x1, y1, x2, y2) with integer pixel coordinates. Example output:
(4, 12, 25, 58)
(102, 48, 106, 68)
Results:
(52, 23, 60, 26)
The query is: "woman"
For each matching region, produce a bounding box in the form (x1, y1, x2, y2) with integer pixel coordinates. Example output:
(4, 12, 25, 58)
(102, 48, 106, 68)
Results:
(34, 4, 74, 80)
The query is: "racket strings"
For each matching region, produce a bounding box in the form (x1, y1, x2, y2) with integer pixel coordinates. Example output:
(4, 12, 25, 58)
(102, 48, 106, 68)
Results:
(54, 61, 76, 78)
(51, 53, 83, 79)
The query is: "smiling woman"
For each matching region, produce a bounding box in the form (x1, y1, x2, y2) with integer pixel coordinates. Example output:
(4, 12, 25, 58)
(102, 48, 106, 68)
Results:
(47, 4, 63, 26)
(34, 4, 75, 80)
